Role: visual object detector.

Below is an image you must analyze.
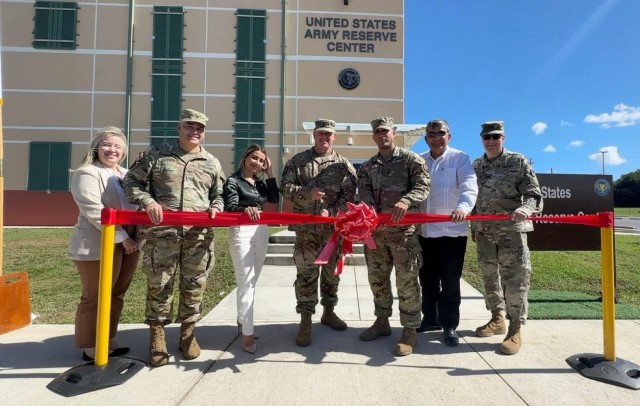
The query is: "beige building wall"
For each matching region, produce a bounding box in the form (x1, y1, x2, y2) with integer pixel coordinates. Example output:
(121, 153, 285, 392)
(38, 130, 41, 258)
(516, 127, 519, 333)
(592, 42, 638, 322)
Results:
(0, 0, 409, 224)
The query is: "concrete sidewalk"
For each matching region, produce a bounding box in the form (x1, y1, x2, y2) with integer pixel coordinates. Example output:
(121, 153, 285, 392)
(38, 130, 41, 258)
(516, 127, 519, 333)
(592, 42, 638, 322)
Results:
(2, 261, 640, 404)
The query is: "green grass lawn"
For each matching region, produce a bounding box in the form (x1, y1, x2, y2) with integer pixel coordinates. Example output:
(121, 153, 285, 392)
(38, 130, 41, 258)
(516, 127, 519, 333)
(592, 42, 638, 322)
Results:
(3, 228, 639, 322)
(614, 207, 640, 217)
(462, 234, 640, 319)
(2, 227, 284, 324)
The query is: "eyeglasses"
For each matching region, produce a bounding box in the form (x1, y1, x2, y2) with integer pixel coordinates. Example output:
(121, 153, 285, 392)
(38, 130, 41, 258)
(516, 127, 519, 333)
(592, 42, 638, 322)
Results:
(183, 124, 205, 133)
(427, 130, 447, 139)
(99, 143, 124, 150)
(481, 134, 503, 141)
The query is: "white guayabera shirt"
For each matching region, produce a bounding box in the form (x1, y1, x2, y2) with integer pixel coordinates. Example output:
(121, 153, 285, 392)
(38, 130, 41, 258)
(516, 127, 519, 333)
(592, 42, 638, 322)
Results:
(420, 147, 478, 238)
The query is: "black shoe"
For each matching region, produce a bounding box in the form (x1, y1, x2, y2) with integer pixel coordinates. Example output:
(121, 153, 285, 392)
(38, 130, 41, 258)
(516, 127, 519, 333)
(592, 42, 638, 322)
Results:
(443, 329, 459, 347)
(82, 347, 130, 361)
(417, 323, 442, 333)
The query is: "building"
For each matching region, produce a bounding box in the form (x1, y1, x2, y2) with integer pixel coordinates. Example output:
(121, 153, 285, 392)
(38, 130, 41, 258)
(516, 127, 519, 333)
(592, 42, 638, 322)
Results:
(0, 0, 420, 225)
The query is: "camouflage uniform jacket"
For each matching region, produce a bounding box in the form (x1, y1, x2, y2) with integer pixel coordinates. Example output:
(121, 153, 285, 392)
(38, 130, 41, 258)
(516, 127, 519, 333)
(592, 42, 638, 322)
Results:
(124, 142, 225, 239)
(357, 146, 430, 233)
(280, 147, 357, 232)
(472, 148, 543, 233)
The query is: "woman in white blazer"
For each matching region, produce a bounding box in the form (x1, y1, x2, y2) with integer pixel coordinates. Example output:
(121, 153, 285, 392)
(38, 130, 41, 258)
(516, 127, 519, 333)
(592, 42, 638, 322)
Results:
(67, 126, 140, 361)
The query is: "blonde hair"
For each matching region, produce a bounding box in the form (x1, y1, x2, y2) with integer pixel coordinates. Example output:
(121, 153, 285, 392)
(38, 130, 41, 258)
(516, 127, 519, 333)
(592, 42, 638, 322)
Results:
(80, 126, 128, 167)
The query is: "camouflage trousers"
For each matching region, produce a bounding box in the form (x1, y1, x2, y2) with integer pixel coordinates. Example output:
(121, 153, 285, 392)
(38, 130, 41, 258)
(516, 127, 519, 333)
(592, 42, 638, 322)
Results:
(476, 230, 531, 323)
(364, 229, 422, 328)
(293, 230, 340, 314)
(141, 236, 214, 325)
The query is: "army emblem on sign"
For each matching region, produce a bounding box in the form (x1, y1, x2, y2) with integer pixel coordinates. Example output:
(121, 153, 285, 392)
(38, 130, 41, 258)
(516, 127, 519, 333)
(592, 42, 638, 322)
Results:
(338, 68, 360, 90)
(593, 178, 611, 196)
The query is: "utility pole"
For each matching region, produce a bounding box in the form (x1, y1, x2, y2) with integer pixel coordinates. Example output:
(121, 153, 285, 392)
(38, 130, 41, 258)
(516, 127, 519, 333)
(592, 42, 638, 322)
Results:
(600, 150, 608, 174)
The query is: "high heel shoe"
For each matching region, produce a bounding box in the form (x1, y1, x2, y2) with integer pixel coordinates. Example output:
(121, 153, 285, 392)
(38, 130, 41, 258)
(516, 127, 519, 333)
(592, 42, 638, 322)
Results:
(242, 334, 256, 354)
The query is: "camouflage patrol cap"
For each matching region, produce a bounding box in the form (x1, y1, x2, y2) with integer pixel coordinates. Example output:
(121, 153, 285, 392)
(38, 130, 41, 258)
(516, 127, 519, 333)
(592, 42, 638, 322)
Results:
(314, 118, 336, 133)
(180, 109, 208, 127)
(371, 117, 394, 131)
(480, 121, 504, 136)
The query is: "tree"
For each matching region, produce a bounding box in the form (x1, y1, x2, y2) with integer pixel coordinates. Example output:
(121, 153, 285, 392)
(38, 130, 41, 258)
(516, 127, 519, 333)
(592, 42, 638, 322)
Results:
(614, 169, 640, 207)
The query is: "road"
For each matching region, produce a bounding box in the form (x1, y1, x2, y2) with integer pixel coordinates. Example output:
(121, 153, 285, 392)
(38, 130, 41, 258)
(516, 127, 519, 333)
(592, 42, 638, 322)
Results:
(615, 216, 640, 234)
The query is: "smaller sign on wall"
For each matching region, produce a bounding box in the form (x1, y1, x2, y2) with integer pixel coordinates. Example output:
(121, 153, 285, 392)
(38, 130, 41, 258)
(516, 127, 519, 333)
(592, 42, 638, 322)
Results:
(528, 174, 614, 251)
(338, 68, 360, 90)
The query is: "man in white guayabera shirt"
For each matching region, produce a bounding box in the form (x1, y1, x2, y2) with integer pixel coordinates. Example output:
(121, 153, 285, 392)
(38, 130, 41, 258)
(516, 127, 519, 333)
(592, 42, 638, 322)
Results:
(417, 118, 478, 347)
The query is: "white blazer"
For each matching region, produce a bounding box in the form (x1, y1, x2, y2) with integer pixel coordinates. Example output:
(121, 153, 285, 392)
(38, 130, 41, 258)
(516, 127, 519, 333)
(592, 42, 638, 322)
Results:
(67, 162, 138, 261)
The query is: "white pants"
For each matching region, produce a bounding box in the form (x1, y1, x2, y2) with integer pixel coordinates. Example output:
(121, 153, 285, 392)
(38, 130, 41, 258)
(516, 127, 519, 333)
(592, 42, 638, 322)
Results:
(229, 224, 269, 336)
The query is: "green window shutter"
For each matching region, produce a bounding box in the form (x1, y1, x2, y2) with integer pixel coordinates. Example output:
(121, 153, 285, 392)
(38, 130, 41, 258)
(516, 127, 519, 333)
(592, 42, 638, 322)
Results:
(234, 9, 266, 167)
(251, 79, 265, 122)
(235, 78, 250, 122)
(33, 2, 78, 50)
(151, 6, 184, 145)
(49, 143, 71, 191)
(28, 142, 71, 191)
(252, 16, 266, 61)
(28, 143, 51, 191)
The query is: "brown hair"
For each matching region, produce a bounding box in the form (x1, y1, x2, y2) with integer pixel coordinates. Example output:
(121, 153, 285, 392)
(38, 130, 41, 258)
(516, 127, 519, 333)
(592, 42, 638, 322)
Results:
(237, 144, 267, 179)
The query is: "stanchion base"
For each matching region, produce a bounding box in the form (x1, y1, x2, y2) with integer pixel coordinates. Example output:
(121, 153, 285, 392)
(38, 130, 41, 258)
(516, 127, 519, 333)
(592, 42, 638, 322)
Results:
(566, 352, 640, 390)
(47, 356, 146, 397)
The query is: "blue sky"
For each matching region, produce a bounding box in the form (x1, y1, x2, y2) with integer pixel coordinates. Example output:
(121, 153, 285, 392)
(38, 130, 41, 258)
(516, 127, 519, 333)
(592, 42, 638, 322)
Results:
(405, 0, 640, 180)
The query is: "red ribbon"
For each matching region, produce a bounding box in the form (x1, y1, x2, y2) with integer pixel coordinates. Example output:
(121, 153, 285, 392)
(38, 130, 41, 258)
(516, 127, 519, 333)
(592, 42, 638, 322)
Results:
(101, 207, 613, 276)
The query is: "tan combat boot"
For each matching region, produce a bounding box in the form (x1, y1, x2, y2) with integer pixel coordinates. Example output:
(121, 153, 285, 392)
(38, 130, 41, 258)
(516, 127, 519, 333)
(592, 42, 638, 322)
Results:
(321, 306, 347, 331)
(149, 321, 169, 367)
(394, 327, 417, 356)
(475, 309, 507, 337)
(500, 319, 522, 355)
(359, 316, 392, 341)
(295, 313, 313, 347)
(179, 322, 201, 360)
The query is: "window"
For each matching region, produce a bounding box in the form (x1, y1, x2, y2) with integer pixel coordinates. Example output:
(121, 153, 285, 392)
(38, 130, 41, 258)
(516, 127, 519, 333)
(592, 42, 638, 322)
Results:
(28, 142, 71, 191)
(234, 9, 266, 165)
(33, 1, 78, 50)
(150, 6, 184, 146)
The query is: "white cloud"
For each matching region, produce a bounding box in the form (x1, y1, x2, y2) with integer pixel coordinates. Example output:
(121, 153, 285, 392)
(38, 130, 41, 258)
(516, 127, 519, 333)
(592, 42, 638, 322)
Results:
(542, 144, 556, 153)
(584, 103, 640, 128)
(560, 120, 576, 127)
(588, 146, 627, 166)
(531, 121, 548, 135)
(569, 140, 585, 148)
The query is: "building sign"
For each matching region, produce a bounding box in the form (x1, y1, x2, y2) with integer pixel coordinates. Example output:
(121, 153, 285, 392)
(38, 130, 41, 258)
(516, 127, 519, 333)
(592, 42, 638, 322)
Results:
(303, 17, 398, 53)
(529, 174, 614, 251)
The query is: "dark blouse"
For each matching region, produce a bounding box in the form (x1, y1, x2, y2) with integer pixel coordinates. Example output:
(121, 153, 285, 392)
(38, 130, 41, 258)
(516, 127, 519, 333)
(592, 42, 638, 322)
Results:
(223, 170, 280, 212)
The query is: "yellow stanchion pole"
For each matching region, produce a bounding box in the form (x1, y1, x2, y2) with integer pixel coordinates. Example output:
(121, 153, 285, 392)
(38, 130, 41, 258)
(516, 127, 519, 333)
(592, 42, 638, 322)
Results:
(48, 209, 145, 397)
(566, 212, 640, 390)
(601, 222, 616, 361)
(95, 224, 115, 367)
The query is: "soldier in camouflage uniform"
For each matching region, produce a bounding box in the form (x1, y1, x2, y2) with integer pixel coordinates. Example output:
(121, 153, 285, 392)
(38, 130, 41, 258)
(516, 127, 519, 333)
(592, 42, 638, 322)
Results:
(471, 121, 543, 355)
(123, 109, 225, 367)
(280, 118, 357, 347)
(357, 117, 430, 356)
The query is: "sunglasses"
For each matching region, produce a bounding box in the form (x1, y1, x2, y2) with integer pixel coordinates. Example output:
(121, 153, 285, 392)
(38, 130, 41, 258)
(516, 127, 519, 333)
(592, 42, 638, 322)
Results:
(481, 133, 503, 141)
(427, 130, 447, 139)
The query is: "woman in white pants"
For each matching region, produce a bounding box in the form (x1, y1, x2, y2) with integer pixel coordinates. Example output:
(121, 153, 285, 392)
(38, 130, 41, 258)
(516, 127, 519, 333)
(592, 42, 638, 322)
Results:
(223, 145, 279, 353)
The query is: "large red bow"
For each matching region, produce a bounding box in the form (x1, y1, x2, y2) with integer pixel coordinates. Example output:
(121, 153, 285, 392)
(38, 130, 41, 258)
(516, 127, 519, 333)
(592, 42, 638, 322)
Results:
(315, 202, 379, 275)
